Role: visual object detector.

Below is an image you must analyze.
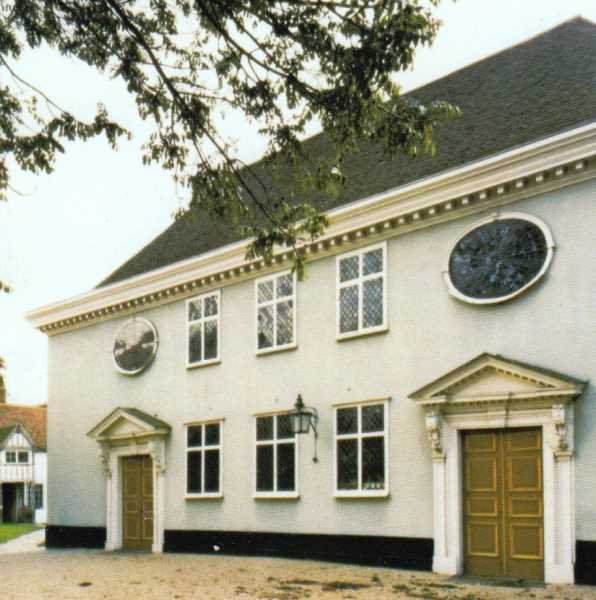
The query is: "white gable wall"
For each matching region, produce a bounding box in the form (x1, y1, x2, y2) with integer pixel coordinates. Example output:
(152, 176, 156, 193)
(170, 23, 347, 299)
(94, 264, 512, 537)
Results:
(46, 179, 596, 541)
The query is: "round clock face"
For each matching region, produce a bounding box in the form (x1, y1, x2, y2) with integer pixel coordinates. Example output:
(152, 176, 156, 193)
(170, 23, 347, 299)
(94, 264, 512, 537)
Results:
(113, 318, 158, 375)
(446, 215, 553, 303)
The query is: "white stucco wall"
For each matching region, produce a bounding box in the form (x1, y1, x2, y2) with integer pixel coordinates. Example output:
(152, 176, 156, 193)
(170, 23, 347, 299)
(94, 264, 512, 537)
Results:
(46, 178, 596, 541)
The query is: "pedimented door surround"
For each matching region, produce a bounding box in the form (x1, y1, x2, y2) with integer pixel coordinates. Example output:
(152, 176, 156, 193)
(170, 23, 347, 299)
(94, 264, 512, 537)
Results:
(410, 353, 586, 584)
(88, 407, 171, 553)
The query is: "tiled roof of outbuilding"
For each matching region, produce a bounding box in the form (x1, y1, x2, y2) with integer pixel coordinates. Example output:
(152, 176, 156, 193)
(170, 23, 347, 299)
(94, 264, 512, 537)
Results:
(0, 405, 47, 451)
(0, 425, 16, 447)
(100, 17, 596, 288)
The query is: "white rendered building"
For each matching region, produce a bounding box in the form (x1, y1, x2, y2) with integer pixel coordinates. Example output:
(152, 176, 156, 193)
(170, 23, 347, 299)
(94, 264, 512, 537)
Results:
(27, 19, 596, 584)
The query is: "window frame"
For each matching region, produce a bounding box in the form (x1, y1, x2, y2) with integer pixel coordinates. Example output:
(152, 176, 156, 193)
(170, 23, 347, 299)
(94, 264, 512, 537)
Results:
(186, 289, 221, 369)
(17, 450, 29, 464)
(34, 484, 44, 510)
(333, 399, 390, 498)
(336, 241, 388, 340)
(185, 419, 224, 499)
(5, 450, 16, 464)
(253, 412, 300, 499)
(255, 270, 298, 355)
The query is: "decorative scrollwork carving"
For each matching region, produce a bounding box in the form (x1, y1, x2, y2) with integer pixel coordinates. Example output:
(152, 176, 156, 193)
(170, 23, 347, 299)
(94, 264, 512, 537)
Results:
(97, 444, 111, 478)
(148, 440, 165, 474)
(552, 403, 569, 454)
(425, 410, 445, 459)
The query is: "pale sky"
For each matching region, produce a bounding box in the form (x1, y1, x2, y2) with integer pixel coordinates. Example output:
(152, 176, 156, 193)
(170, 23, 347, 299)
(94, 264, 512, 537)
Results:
(1, 0, 595, 406)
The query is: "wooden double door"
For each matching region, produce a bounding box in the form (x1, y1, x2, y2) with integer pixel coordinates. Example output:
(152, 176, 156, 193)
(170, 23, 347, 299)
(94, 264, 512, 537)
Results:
(123, 455, 154, 550)
(463, 428, 544, 581)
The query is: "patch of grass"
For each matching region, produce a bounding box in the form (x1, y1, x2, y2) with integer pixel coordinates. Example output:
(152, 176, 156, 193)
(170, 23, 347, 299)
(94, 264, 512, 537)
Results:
(0, 523, 41, 544)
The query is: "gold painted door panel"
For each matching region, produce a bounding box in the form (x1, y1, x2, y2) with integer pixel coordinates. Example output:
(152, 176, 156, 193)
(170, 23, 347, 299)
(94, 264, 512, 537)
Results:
(463, 428, 543, 581)
(123, 455, 153, 551)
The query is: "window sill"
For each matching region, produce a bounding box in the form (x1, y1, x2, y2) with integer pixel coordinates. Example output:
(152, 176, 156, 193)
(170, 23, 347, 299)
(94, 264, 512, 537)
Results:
(253, 492, 300, 500)
(256, 343, 298, 357)
(337, 325, 388, 342)
(187, 358, 221, 370)
(334, 490, 389, 499)
(185, 493, 223, 500)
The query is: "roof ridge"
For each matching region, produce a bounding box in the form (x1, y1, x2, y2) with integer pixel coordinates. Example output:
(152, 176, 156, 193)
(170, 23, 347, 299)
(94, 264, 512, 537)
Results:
(403, 16, 595, 98)
(98, 16, 596, 288)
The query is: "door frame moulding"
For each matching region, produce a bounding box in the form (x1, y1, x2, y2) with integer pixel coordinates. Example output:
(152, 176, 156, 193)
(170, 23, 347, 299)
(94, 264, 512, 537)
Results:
(88, 408, 170, 553)
(409, 353, 586, 584)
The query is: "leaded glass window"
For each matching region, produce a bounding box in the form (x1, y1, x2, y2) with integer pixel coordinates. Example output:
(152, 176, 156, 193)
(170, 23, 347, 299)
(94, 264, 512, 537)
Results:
(446, 215, 552, 303)
(335, 402, 388, 495)
(256, 272, 296, 352)
(186, 421, 222, 496)
(187, 291, 220, 366)
(34, 484, 44, 510)
(337, 243, 387, 338)
(255, 414, 297, 495)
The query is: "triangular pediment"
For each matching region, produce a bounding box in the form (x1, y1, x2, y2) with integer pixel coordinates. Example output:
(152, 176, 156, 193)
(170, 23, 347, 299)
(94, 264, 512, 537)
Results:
(87, 407, 170, 441)
(409, 354, 586, 406)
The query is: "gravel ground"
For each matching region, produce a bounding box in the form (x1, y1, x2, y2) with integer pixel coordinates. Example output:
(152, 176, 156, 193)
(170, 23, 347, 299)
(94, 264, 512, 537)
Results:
(1, 550, 595, 600)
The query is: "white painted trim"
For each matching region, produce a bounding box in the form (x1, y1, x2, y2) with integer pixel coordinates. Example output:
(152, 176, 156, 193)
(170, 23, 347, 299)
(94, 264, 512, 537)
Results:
(443, 211, 556, 304)
(112, 317, 159, 376)
(184, 420, 223, 498)
(254, 270, 298, 354)
(186, 289, 221, 368)
(102, 439, 167, 554)
(336, 241, 388, 340)
(26, 122, 596, 332)
(253, 413, 299, 498)
(332, 400, 389, 498)
(428, 407, 575, 584)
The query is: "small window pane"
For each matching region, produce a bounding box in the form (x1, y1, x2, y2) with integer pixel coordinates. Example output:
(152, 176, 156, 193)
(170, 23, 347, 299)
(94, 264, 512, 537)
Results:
(6, 451, 15, 464)
(277, 443, 295, 491)
(18, 451, 28, 464)
(258, 306, 274, 349)
(339, 286, 359, 333)
(187, 425, 202, 448)
(189, 323, 202, 363)
(276, 274, 293, 298)
(276, 300, 293, 346)
(204, 295, 218, 317)
(34, 485, 43, 509)
(205, 423, 220, 446)
(256, 445, 274, 491)
(362, 437, 385, 490)
(337, 439, 358, 490)
(277, 414, 294, 440)
(188, 299, 202, 321)
(204, 320, 218, 360)
(337, 407, 358, 435)
(187, 451, 202, 493)
(258, 280, 274, 303)
(363, 248, 383, 275)
(256, 416, 274, 441)
(204, 450, 220, 493)
(362, 277, 383, 328)
(362, 404, 384, 433)
(339, 255, 359, 282)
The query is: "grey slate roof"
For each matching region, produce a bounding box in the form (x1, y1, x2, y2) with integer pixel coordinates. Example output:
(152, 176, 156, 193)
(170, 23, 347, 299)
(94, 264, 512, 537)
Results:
(122, 407, 171, 431)
(100, 18, 596, 287)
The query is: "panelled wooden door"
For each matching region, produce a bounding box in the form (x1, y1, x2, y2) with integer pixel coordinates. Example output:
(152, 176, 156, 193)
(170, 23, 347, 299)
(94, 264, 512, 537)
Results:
(463, 428, 544, 581)
(123, 455, 153, 550)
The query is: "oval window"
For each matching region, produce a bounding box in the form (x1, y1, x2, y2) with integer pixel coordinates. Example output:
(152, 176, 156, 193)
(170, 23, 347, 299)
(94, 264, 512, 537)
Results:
(444, 213, 554, 304)
(113, 317, 158, 375)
